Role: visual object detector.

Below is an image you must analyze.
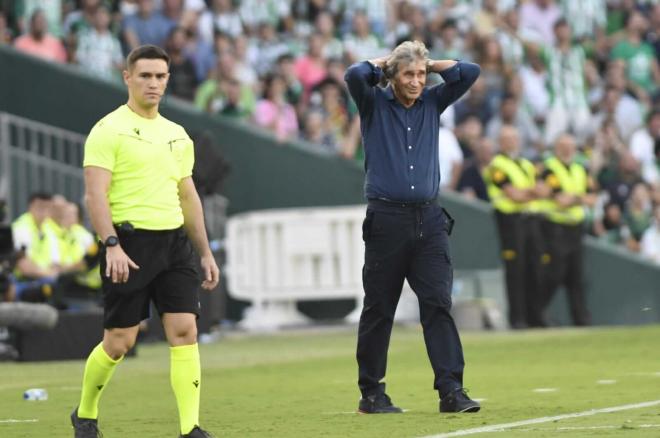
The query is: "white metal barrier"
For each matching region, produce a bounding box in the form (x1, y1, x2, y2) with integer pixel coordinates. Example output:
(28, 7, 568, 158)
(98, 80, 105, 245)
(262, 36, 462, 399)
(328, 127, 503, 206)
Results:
(226, 205, 422, 330)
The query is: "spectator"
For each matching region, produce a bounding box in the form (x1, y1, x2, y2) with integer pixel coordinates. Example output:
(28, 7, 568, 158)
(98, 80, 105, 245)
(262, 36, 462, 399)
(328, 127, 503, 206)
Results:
(496, 8, 525, 70)
(528, 19, 592, 145)
(648, 4, 660, 61)
(195, 52, 256, 116)
(476, 38, 510, 111)
(457, 137, 494, 202)
(611, 11, 659, 98)
(275, 53, 304, 106)
(239, 0, 290, 33)
(474, 0, 499, 37)
(309, 78, 349, 151)
(253, 73, 299, 142)
(11, 193, 59, 282)
(454, 77, 493, 126)
(122, 0, 175, 50)
(432, 19, 465, 61)
(455, 115, 484, 160)
(14, 0, 63, 38)
(14, 9, 67, 63)
(165, 26, 198, 100)
(630, 109, 660, 184)
(624, 182, 653, 250)
(486, 93, 542, 159)
(300, 110, 337, 152)
(233, 35, 259, 89)
(593, 200, 627, 245)
(438, 124, 464, 190)
(294, 34, 328, 97)
(559, 0, 606, 42)
(518, 0, 561, 46)
(590, 85, 643, 143)
(600, 151, 645, 210)
(198, 0, 244, 43)
(215, 77, 253, 119)
(75, 5, 123, 82)
(181, 17, 216, 83)
(639, 203, 660, 264)
(162, 0, 185, 28)
(337, 0, 389, 38)
(316, 11, 343, 60)
(63, 0, 99, 41)
(343, 10, 385, 64)
(0, 12, 13, 45)
(253, 21, 290, 77)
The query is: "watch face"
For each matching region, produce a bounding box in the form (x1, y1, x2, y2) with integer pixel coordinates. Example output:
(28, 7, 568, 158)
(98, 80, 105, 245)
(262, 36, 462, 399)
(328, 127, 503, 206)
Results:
(106, 236, 119, 247)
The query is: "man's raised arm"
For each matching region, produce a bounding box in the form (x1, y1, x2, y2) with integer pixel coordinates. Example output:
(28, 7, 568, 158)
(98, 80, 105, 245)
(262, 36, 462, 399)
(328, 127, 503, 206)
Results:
(428, 60, 481, 112)
(344, 56, 388, 115)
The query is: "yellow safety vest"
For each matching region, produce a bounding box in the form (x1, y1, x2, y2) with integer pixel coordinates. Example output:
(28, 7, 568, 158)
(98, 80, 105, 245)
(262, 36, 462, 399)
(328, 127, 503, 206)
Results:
(484, 154, 536, 214)
(11, 213, 58, 274)
(71, 224, 102, 290)
(543, 156, 588, 225)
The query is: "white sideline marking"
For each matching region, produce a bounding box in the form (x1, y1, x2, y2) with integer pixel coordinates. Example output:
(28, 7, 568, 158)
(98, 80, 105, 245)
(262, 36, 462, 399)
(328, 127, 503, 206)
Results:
(473, 399, 487, 402)
(596, 379, 617, 385)
(421, 399, 660, 438)
(532, 388, 557, 393)
(0, 419, 38, 424)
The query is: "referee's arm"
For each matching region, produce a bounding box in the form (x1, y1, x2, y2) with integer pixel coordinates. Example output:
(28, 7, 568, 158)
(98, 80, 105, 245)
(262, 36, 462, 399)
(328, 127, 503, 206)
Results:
(84, 166, 139, 283)
(178, 177, 220, 290)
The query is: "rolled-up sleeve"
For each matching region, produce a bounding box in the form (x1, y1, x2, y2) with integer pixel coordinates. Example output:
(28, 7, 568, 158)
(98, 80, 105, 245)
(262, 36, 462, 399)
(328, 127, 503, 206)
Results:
(430, 61, 481, 113)
(344, 61, 383, 116)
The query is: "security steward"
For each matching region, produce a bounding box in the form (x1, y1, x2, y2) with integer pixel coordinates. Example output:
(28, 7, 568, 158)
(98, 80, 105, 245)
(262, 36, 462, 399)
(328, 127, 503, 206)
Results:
(538, 134, 594, 326)
(345, 41, 481, 415)
(484, 125, 546, 329)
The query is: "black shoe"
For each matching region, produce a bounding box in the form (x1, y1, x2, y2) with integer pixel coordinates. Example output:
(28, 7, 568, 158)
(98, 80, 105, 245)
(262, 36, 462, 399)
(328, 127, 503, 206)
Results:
(358, 393, 403, 414)
(70, 408, 102, 437)
(180, 426, 214, 437)
(439, 388, 481, 413)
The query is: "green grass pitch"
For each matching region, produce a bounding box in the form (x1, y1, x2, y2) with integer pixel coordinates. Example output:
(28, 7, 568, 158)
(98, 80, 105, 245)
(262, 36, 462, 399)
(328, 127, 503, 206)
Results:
(1, 324, 659, 437)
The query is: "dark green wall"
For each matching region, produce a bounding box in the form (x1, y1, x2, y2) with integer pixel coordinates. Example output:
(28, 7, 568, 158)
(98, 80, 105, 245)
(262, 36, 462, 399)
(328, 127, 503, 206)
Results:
(2, 46, 658, 325)
(0, 46, 365, 216)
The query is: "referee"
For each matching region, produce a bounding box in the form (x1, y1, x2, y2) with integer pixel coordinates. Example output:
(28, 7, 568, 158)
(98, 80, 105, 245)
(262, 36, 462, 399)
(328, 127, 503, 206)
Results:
(345, 41, 481, 414)
(71, 45, 219, 438)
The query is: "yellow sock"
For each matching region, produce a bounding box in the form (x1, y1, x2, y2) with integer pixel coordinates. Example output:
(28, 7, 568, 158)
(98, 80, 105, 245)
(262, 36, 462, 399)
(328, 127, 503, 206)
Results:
(78, 343, 122, 419)
(170, 343, 201, 434)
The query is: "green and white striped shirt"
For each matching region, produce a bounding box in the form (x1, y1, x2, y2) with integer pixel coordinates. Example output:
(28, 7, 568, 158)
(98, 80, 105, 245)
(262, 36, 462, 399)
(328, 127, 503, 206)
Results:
(560, 0, 606, 40)
(542, 44, 589, 110)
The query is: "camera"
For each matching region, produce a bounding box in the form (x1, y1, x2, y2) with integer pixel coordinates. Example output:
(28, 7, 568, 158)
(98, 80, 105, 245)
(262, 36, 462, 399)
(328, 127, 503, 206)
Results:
(0, 200, 17, 300)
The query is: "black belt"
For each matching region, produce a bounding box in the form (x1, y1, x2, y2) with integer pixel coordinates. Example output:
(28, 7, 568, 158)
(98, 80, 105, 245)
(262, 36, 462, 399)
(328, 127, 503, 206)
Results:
(113, 222, 182, 236)
(368, 197, 437, 208)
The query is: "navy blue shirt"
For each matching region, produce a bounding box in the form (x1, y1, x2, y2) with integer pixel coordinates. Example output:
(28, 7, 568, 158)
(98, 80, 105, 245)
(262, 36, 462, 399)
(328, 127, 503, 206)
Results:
(344, 61, 480, 202)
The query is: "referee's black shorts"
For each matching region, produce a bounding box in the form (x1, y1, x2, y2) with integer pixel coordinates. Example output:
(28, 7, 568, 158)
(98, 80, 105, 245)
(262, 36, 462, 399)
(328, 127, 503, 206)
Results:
(99, 227, 200, 329)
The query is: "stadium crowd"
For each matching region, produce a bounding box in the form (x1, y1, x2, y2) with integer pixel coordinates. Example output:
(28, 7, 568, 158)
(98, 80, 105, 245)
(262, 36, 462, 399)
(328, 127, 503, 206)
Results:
(0, 0, 659, 264)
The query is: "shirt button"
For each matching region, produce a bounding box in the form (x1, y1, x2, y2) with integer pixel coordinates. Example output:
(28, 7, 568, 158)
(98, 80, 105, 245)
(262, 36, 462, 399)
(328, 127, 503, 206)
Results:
(407, 127, 411, 131)
(408, 145, 412, 149)
(411, 185, 415, 190)
(410, 165, 414, 170)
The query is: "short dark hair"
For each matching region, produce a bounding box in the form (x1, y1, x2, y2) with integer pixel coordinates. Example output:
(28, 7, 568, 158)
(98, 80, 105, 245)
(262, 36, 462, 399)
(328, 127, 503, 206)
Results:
(126, 45, 170, 70)
(28, 192, 52, 204)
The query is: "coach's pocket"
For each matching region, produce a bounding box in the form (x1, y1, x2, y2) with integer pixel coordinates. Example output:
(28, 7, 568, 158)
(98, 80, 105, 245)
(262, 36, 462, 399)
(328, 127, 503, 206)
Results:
(362, 210, 374, 242)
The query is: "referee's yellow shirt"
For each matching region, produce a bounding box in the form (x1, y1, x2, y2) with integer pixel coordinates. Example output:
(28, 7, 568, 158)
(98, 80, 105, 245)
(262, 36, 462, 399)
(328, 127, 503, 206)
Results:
(83, 105, 194, 230)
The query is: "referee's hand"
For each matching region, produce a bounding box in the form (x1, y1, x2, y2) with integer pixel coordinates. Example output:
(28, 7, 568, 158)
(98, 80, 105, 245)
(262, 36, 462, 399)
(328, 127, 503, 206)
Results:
(105, 246, 140, 283)
(200, 254, 220, 290)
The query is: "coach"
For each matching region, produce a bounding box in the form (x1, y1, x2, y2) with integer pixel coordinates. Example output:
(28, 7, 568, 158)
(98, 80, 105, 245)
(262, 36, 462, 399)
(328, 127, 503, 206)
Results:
(344, 41, 481, 414)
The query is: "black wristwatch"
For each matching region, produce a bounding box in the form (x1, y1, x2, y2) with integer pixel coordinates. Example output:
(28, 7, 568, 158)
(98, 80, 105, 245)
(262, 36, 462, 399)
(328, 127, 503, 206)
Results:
(104, 236, 119, 247)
